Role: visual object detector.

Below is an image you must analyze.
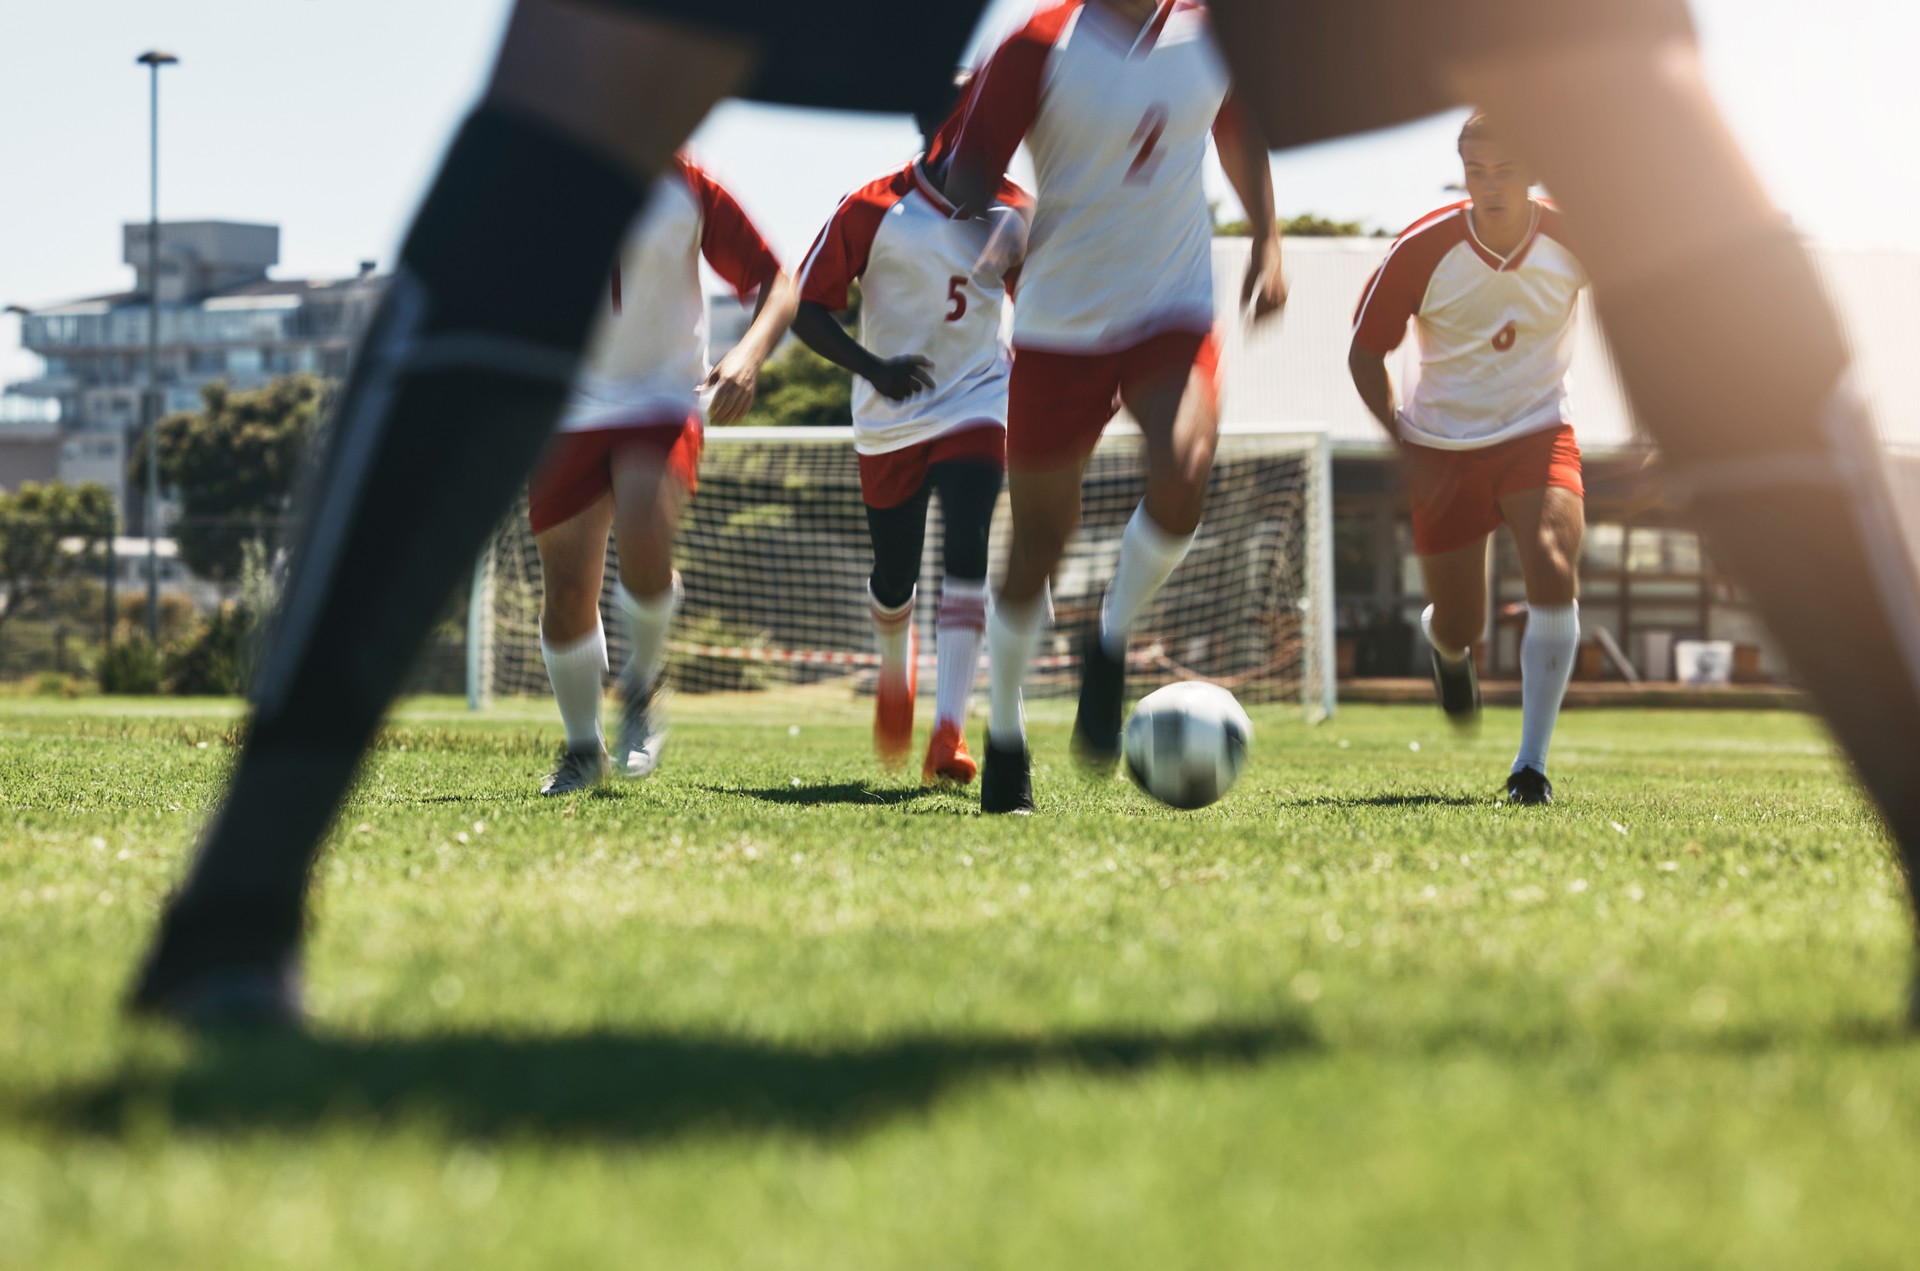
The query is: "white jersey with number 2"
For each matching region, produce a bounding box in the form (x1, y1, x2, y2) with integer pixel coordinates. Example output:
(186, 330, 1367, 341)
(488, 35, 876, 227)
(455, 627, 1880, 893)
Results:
(954, 0, 1231, 354)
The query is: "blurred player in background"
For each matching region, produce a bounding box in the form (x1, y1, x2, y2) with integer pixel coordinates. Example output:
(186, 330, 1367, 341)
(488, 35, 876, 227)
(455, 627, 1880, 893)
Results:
(946, 0, 1286, 815)
(792, 102, 1032, 783)
(532, 154, 792, 795)
(1350, 115, 1589, 806)
(132, 0, 1920, 1026)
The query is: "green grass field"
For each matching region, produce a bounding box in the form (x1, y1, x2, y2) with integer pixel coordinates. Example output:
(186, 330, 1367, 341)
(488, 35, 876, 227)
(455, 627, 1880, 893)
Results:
(2, 693, 1917, 1268)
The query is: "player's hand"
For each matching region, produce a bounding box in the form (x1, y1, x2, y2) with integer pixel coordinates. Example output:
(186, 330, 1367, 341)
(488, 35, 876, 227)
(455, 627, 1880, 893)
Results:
(868, 355, 936, 402)
(702, 349, 761, 425)
(1242, 239, 1289, 325)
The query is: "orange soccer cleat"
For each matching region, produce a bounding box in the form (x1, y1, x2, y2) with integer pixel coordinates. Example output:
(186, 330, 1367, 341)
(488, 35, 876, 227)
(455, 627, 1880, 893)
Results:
(873, 624, 917, 769)
(922, 718, 978, 786)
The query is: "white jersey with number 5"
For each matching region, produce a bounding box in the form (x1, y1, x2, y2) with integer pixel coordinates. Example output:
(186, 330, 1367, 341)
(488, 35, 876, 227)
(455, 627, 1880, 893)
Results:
(800, 160, 1032, 455)
(954, 0, 1231, 354)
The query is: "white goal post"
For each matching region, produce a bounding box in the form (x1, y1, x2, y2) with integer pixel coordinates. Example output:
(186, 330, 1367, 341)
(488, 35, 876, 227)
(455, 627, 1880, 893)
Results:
(469, 423, 1336, 720)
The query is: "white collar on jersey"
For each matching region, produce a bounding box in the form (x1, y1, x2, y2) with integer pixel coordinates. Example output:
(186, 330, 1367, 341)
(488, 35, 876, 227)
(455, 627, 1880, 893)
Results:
(1464, 199, 1543, 272)
(911, 156, 960, 218)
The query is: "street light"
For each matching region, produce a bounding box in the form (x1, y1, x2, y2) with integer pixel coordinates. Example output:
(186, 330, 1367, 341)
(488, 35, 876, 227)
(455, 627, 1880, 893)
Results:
(137, 50, 177, 642)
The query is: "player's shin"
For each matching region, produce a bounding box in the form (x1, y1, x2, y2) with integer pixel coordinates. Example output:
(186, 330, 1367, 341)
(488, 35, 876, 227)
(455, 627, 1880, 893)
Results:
(987, 588, 1049, 747)
(935, 578, 988, 729)
(543, 622, 610, 750)
(1101, 503, 1196, 657)
(130, 106, 649, 1009)
(1514, 603, 1578, 775)
(617, 576, 681, 691)
(869, 583, 917, 766)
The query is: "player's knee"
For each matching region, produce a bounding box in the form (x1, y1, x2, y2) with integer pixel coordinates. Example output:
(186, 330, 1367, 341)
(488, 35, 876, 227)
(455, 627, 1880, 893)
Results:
(541, 575, 602, 632)
(1430, 605, 1486, 652)
(1522, 533, 1580, 599)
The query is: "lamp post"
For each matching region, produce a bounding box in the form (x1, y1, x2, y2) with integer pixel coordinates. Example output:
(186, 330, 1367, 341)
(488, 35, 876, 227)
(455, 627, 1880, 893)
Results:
(136, 50, 177, 642)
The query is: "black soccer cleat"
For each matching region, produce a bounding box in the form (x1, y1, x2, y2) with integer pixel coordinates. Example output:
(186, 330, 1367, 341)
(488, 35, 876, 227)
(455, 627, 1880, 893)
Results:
(1430, 646, 1481, 729)
(1506, 766, 1554, 806)
(980, 733, 1034, 815)
(1071, 628, 1126, 772)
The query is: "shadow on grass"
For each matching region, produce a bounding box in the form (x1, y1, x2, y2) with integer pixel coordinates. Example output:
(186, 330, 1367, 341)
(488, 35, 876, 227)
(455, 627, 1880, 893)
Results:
(1281, 794, 1485, 810)
(50, 1021, 1312, 1144)
(700, 782, 936, 808)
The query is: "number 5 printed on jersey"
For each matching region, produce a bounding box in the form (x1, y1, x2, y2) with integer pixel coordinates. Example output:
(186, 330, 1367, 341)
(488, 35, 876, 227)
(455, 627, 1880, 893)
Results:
(947, 275, 969, 322)
(1126, 104, 1170, 184)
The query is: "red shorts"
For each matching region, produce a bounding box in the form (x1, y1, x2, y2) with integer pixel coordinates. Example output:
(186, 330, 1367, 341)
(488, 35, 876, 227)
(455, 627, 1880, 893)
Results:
(1403, 424, 1584, 556)
(1007, 329, 1222, 469)
(857, 422, 1006, 511)
(528, 415, 703, 535)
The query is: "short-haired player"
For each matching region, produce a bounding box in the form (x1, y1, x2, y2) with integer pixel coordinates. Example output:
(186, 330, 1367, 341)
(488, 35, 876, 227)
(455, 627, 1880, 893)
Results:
(792, 106, 1032, 783)
(1349, 114, 1586, 805)
(533, 154, 795, 794)
(947, 0, 1287, 814)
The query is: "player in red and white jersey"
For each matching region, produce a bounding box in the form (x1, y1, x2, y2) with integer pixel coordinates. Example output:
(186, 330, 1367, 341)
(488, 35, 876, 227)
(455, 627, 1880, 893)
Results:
(531, 153, 795, 794)
(793, 104, 1033, 785)
(947, 0, 1287, 814)
(1349, 114, 1587, 805)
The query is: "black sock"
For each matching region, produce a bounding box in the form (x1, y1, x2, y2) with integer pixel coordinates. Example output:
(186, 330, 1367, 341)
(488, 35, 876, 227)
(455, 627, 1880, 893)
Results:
(133, 106, 649, 999)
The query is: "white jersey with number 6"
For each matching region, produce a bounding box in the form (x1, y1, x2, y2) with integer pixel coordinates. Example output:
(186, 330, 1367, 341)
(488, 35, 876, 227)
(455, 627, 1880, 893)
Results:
(954, 0, 1231, 354)
(800, 159, 1032, 456)
(1352, 199, 1589, 450)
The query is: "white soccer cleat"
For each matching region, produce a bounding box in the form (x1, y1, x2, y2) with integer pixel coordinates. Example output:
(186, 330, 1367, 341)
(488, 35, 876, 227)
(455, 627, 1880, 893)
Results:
(615, 676, 669, 780)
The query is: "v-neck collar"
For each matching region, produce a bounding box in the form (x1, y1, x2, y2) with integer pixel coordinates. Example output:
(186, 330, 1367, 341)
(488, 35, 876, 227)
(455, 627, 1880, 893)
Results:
(910, 157, 959, 218)
(1464, 200, 1541, 272)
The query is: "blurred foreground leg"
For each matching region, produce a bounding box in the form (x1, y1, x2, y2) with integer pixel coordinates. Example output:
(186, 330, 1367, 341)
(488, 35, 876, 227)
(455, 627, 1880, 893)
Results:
(129, 3, 755, 1022)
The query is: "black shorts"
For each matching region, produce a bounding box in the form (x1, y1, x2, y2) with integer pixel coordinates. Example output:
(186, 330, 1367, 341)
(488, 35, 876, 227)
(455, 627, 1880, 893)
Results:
(589, 0, 1691, 146)
(575, 0, 990, 117)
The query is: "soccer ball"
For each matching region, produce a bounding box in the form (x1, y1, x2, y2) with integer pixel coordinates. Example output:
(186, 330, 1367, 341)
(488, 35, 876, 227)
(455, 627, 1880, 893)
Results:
(1123, 681, 1253, 810)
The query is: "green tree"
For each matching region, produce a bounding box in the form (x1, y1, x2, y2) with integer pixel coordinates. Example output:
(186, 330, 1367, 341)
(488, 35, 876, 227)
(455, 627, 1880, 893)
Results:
(1214, 210, 1380, 238)
(132, 375, 327, 580)
(0, 480, 116, 647)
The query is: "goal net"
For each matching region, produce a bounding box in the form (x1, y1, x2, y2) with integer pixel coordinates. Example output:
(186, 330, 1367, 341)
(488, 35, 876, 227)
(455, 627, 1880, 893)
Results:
(469, 424, 1335, 718)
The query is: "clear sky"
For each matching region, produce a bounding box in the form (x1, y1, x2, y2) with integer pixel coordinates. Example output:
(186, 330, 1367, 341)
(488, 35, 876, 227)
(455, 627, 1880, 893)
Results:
(3, 0, 1916, 386)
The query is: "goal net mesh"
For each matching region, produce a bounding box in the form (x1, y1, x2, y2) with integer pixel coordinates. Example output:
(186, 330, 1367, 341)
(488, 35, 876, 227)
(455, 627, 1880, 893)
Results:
(472, 426, 1333, 716)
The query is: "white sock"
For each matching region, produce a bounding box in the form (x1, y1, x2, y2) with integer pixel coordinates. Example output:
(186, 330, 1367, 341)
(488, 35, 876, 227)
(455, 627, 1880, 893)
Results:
(1100, 504, 1195, 657)
(988, 587, 1050, 745)
(869, 583, 916, 691)
(1420, 603, 1473, 664)
(616, 575, 681, 689)
(1515, 602, 1579, 774)
(934, 577, 988, 729)
(541, 623, 608, 751)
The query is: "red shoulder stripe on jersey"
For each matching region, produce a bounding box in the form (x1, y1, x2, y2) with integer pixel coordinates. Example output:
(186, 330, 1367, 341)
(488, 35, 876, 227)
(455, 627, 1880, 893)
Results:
(1351, 204, 1471, 355)
(952, 2, 1080, 193)
(798, 166, 913, 312)
(679, 156, 781, 302)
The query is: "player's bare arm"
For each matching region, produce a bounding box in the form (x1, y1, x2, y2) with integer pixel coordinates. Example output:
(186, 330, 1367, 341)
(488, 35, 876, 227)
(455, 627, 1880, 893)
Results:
(1346, 342, 1398, 439)
(791, 302, 935, 403)
(704, 266, 798, 424)
(1214, 102, 1287, 323)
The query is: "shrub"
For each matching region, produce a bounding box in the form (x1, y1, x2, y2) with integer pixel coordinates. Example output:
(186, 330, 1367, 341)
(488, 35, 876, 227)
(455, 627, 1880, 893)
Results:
(164, 604, 253, 696)
(98, 635, 164, 695)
